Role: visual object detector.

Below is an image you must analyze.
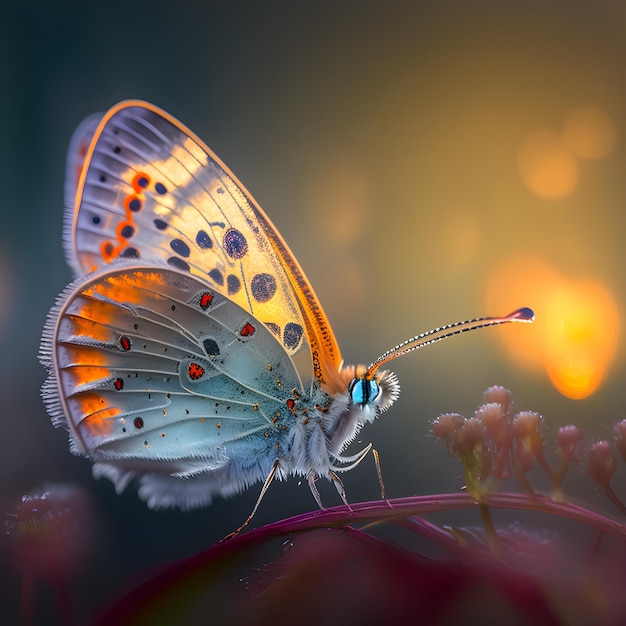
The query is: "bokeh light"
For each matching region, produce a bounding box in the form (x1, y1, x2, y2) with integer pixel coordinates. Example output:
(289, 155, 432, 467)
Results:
(563, 105, 617, 160)
(545, 279, 620, 400)
(517, 129, 580, 199)
(485, 255, 621, 399)
(484, 254, 565, 371)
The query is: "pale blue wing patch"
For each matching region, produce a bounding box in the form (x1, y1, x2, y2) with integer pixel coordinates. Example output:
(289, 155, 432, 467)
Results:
(39, 264, 306, 509)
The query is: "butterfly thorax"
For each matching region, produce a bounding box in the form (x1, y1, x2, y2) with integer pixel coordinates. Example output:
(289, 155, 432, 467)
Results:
(285, 366, 400, 472)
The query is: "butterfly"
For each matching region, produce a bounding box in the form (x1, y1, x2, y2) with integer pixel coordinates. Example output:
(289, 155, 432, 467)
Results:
(40, 100, 534, 530)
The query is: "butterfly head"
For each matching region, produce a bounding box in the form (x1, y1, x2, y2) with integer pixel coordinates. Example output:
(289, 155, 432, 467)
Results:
(347, 368, 400, 424)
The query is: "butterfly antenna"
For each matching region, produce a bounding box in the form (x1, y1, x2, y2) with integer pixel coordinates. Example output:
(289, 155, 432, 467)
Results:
(367, 307, 535, 377)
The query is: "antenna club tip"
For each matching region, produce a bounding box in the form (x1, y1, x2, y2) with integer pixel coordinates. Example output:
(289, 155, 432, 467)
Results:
(508, 307, 535, 322)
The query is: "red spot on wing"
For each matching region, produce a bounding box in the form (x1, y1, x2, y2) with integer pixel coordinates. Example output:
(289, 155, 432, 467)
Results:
(188, 362, 205, 380)
(240, 322, 255, 337)
(200, 293, 214, 310)
(119, 336, 131, 351)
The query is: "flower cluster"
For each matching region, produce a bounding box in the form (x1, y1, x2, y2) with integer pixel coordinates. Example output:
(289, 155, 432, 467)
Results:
(432, 385, 626, 515)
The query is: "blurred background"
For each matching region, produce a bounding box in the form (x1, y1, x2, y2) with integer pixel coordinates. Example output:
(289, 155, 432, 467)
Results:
(3, 0, 626, 622)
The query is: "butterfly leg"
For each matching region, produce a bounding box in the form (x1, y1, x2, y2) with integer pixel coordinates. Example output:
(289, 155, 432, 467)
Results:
(307, 470, 324, 509)
(372, 448, 386, 500)
(221, 460, 280, 541)
(328, 470, 353, 512)
(372, 448, 393, 508)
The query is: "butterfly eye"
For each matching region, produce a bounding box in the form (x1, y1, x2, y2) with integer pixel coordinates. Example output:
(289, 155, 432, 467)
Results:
(349, 377, 381, 407)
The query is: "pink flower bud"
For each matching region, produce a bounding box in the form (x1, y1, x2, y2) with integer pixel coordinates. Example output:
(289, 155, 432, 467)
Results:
(456, 417, 484, 454)
(475, 402, 506, 437)
(587, 440, 617, 488)
(513, 411, 544, 470)
(482, 386, 512, 413)
(431, 413, 465, 441)
(557, 425, 584, 462)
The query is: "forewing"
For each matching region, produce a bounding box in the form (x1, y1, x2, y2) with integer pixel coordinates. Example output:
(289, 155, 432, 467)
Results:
(65, 101, 342, 382)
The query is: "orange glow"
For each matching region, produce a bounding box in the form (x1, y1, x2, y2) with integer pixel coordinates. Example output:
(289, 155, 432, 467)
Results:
(484, 255, 621, 399)
(545, 280, 620, 399)
(484, 253, 564, 370)
(563, 105, 617, 160)
(517, 128, 580, 199)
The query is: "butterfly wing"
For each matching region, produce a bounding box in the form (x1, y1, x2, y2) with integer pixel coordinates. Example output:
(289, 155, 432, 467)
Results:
(40, 264, 308, 509)
(65, 101, 341, 384)
(64, 111, 103, 273)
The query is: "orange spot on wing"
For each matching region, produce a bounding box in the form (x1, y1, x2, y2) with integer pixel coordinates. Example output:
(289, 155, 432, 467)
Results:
(131, 172, 151, 192)
(68, 314, 116, 342)
(72, 297, 124, 332)
(123, 194, 142, 215)
(81, 408, 120, 436)
(69, 394, 120, 436)
(96, 192, 142, 265)
(85, 271, 168, 305)
(63, 365, 112, 388)
(117, 221, 134, 239)
(101, 240, 118, 263)
(61, 345, 109, 367)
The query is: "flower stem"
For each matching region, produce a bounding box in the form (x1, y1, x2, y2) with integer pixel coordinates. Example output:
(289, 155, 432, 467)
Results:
(550, 457, 569, 503)
(602, 483, 626, 517)
(478, 503, 501, 555)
